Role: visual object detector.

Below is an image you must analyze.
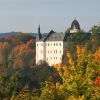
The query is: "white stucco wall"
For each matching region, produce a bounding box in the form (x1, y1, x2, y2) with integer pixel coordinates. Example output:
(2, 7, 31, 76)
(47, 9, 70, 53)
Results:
(36, 40, 67, 66)
(36, 41, 44, 64)
(70, 29, 78, 33)
(45, 41, 64, 66)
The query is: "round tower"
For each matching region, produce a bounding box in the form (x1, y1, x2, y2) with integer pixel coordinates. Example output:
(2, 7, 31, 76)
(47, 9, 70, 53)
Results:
(70, 19, 81, 33)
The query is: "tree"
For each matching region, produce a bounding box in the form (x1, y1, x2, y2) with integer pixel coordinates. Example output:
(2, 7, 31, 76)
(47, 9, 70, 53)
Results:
(40, 45, 100, 100)
(11, 89, 40, 100)
(0, 61, 21, 100)
(89, 25, 100, 34)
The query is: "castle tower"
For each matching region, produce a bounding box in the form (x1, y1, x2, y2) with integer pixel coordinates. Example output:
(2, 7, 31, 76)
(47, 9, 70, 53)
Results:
(38, 24, 42, 40)
(70, 19, 81, 33)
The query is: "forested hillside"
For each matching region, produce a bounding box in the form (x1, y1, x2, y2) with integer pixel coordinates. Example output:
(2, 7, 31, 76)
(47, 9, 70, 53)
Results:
(0, 32, 38, 38)
(0, 25, 100, 100)
(0, 33, 57, 99)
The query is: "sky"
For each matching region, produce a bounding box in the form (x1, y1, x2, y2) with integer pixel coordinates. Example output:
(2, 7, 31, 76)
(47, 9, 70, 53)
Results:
(0, 0, 100, 33)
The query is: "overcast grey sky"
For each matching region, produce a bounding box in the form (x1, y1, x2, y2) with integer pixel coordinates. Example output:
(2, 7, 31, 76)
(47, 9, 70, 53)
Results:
(0, 0, 100, 33)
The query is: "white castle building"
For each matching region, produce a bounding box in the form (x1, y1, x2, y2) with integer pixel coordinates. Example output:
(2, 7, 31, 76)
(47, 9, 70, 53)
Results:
(36, 19, 81, 66)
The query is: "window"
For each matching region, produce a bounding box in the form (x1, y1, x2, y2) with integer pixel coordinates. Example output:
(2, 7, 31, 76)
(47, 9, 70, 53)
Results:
(48, 51, 49, 53)
(56, 57, 57, 59)
(60, 50, 61, 53)
(37, 44, 38, 47)
(56, 50, 57, 53)
(54, 43, 55, 46)
(54, 50, 55, 53)
(48, 43, 49, 46)
(54, 57, 55, 59)
(59, 43, 61, 46)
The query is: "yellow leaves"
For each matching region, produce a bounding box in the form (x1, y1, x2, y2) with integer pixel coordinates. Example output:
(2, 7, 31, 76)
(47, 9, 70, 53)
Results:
(0, 42, 8, 49)
(63, 67, 68, 77)
(54, 63, 69, 81)
(43, 44, 100, 99)
(76, 45, 87, 66)
(56, 83, 61, 89)
(13, 89, 40, 100)
(66, 51, 75, 66)
(95, 47, 100, 62)
(68, 95, 85, 100)
(73, 74, 80, 81)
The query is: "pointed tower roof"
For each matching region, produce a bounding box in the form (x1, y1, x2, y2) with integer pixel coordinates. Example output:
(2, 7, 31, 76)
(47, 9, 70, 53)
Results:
(71, 19, 80, 30)
(38, 24, 42, 40)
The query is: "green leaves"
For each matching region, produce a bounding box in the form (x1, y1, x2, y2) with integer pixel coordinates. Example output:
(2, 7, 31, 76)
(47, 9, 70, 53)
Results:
(89, 25, 100, 34)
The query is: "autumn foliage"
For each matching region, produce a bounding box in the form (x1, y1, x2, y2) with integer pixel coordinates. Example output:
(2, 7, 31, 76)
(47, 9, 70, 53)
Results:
(41, 45, 100, 100)
(0, 29, 100, 99)
(0, 33, 36, 70)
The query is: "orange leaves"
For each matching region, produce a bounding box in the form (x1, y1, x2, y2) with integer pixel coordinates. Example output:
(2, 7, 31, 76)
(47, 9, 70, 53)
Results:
(76, 45, 81, 55)
(76, 45, 86, 57)
(76, 45, 86, 54)
(10, 41, 34, 57)
(95, 47, 100, 62)
(5, 36, 15, 41)
(8, 38, 36, 68)
(54, 63, 62, 69)
(13, 44, 26, 54)
(9, 43, 33, 68)
(95, 76, 100, 86)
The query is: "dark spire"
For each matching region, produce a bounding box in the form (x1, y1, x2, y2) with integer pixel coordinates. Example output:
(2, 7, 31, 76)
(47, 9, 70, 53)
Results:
(38, 24, 40, 34)
(38, 24, 42, 40)
(71, 19, 80, 30)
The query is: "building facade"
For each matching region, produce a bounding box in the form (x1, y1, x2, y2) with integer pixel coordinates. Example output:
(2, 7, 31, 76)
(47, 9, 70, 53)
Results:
(36, 19, 80, 66)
